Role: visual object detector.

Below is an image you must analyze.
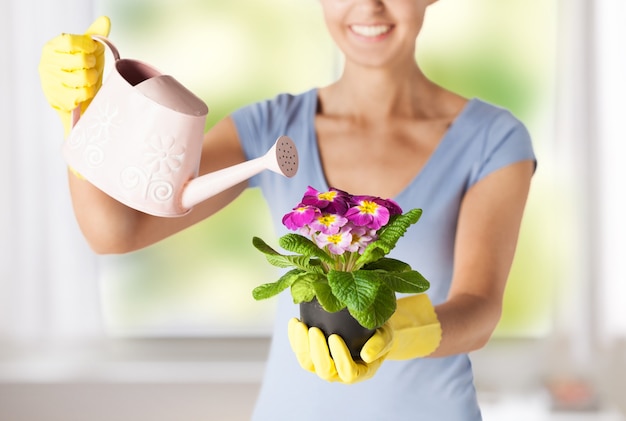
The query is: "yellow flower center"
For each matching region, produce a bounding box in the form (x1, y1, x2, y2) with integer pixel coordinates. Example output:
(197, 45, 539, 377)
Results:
(318, 191, 338, 201)
(327, 234, 343, 245)
(317, 214, 337, 227)
(358, 200, 378, 214)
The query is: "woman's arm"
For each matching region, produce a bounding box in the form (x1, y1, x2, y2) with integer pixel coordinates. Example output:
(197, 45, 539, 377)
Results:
(430, 159, 535, 357)
(69, 116, 247, 254)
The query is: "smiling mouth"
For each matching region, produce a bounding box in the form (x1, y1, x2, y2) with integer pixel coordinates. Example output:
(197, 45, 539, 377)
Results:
(350, 25, 393, 38)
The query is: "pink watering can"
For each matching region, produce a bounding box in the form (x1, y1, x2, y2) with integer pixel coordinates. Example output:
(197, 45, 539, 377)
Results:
(63, 36, 298, 217)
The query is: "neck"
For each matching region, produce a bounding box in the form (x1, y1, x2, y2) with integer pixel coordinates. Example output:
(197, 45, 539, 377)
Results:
(320, 61, 443, 120)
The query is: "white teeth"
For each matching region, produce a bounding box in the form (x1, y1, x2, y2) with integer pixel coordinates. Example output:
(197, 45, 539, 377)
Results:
(351, 25, 391, 37)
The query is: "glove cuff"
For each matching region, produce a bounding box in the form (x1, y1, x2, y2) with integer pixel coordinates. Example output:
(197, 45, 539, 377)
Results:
(386, 294, 442, 360)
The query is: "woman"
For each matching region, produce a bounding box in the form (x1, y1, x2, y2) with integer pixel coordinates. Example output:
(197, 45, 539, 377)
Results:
(39, 1, 535, 419)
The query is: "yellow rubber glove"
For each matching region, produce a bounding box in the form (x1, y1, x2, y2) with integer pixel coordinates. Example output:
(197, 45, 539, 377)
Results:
(39, 16, 111, 136)
(288, 318, 384, 384)
(361, 294, 442, 362)
(288, 294, 441, 384)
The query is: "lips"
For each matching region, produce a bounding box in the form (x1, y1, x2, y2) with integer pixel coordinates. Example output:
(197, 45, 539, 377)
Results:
(350, 24, 392, 38)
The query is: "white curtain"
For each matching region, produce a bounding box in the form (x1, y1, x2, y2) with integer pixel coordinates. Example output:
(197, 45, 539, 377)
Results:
(0, 0, 104, 342)
(554, 0, 626, 355)
(593, 0, 626, 341)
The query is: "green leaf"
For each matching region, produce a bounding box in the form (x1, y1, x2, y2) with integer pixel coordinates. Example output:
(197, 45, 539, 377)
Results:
(380, 270, 430, 294)
(363, 257, 412, 273)
(379, 208, 423, 240)
(291, 275, 319, 304)
(252, 236, 324, 272)
(279, 234, 334, 265)
(266, 254, 325, 273)
(252, 236, 279, 255)
(355, 208, 423, 268)
(354, 247, 386, 268)
(251, 269, 303, 300)
(327, 270, 382, 312)
(312, 281, 345, 313)
(348, 285, 397, 329)
(252, 236, 293, 267)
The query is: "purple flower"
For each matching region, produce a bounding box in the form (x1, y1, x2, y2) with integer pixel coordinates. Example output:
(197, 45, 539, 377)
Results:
(281, 186, 404, 259)
(379, 198, 403, 216)
(282, 205, 320, 231)
(345, 196, 391, 230)
(301, 186, 350, 215)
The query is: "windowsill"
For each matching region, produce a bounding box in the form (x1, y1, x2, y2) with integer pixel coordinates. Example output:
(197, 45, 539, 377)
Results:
(479, 391, 625, 421)
(0, 337, 271, 383)
(0, 337, 623, 420)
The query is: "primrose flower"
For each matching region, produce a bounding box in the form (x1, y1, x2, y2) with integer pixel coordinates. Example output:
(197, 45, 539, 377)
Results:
(345, 196, 391, 230)
(309, 212, 348, 235)
(346, 225, 377, 254)
(315, 227, 353, 255)
(280, 187, 406, 259)
(282, 205, 320, 231)
(378, 198, 403, 217)
(301, 186, 350, 215)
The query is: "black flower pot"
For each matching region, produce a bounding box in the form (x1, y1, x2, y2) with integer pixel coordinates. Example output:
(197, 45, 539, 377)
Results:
(300, 298, 376, 361)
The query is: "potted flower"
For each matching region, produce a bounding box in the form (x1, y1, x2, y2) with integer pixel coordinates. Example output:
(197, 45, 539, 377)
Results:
(251, 186, 430, 358)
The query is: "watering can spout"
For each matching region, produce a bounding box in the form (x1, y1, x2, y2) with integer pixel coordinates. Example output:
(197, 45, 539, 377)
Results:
(180, 136, 298, 210)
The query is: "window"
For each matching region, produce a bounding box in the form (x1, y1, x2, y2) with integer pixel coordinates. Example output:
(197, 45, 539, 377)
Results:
(100, 0, 561, 338)
(419, 0, 560, 338)
(99, 0, 337, 336)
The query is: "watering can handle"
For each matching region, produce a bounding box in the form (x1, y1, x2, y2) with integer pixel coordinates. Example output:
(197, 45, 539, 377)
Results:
(70, 35, 121, 128)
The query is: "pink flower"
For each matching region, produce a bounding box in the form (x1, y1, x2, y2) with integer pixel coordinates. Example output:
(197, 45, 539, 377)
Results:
(315, 227, 353, 255)
(346, 225, 377, 254)
(280, 186, 404, 258)
(345, 197, 391, 230)
(301, 186, 350, 215)
(309, 212, 348, 235)
(282, 205, 320, 231)
(378, 198, 403, 216)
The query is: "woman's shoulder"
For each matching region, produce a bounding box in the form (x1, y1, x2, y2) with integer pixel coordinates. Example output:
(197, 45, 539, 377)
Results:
(231, 89, 318, 157)
(462, 98, 527, 130)
(237, 88, 317, 116)
(231, 89, 316, 137)
(460, 98, 536, 182)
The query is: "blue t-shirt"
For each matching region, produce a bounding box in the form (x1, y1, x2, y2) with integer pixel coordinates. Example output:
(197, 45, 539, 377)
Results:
(232, 88, 536, 421)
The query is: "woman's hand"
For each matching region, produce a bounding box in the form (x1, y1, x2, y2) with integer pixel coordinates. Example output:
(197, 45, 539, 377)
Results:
(39, 16, 111, 135)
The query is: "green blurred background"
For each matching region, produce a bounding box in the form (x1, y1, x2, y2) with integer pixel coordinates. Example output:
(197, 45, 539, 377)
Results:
(99, 0, 563, 338)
